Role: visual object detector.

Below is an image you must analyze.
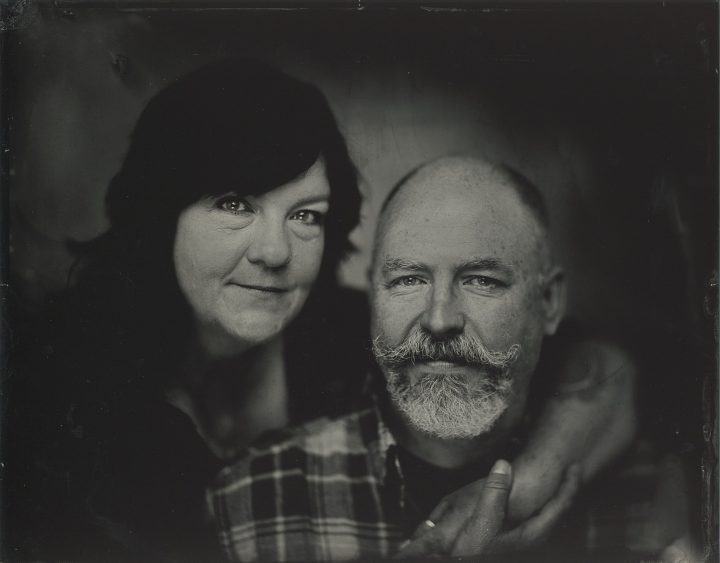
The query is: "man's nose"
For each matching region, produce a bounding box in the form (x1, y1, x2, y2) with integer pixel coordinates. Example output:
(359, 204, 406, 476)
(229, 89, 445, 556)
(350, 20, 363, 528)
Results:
(246, 218, 292, 269)
(419, 287, 465, 338)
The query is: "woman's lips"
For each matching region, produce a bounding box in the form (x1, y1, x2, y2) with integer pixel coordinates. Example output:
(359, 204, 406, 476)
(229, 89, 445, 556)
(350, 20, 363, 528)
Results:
(232, 283, 290, 293)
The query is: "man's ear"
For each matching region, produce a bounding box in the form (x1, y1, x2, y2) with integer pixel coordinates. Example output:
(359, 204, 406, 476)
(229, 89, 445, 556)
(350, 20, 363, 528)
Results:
(541, 267, 566, 336)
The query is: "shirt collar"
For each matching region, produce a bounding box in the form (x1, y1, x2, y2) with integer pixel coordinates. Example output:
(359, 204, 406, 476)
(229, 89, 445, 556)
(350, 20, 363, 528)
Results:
(367, 398, 404, 485)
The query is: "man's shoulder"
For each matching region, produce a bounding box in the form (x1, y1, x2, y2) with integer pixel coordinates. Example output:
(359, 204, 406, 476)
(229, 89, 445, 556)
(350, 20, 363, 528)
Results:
(209, 405, 404, 562)
(212, 406, 378, 491)
(245, 405, 378, 460)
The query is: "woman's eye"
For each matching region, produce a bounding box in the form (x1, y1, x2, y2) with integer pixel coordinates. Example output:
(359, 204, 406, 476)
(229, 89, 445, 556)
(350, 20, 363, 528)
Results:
(215, 196, 252, 215)
(389, 276, 426, 288)
(290, 210, 325, 227)
(464, 276, 504, 289)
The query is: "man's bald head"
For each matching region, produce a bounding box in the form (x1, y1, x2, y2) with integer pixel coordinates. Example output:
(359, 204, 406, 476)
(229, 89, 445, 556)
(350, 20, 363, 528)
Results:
(375, 156, 554, 275)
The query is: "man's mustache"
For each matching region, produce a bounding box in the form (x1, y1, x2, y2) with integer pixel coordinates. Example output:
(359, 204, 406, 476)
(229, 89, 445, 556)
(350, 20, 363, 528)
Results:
(372, 327, 520, 375)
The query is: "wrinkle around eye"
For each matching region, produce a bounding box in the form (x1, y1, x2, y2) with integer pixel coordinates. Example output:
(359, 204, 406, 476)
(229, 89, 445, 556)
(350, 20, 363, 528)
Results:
(386, 275, 429, 290)
(214, 195, 254, 215)
(289, 209, 325, 227)
(461, 275, 509, 295)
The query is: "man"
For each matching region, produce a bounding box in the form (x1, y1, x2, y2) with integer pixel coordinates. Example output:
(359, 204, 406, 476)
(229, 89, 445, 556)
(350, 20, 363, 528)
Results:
(208, 157, 625, 561)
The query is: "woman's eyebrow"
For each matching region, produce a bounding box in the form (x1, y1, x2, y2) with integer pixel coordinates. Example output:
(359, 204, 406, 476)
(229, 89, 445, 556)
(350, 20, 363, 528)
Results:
(291, 195, 330, 207)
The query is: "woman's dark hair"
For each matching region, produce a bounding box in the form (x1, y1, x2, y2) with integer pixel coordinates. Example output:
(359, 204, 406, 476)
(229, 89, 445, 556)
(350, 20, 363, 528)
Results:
(6, 59, 362, 561)
(67, 59, 361, 393)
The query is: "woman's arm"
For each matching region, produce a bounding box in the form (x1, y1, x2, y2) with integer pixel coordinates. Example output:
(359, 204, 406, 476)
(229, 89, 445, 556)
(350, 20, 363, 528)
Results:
(396, 337, 638, 557)
(508, 338, 637, 521)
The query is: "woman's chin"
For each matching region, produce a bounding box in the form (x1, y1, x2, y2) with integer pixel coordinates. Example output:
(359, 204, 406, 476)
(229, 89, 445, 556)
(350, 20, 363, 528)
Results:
(195, 305, 304, 357)
(224, 314, 294, 347)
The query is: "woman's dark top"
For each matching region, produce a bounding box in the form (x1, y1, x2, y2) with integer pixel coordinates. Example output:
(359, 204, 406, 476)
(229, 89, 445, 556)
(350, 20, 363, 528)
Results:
(3, 286, 371, 562)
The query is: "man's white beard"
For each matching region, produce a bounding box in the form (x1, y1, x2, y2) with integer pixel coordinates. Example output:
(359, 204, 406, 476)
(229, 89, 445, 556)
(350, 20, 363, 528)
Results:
(373, 327, 520, 439)
(385, 368, 513, 439)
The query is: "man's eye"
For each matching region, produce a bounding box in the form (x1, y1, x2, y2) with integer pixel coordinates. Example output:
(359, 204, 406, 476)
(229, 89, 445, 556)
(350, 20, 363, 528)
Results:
(290, 210, 325, 227)
(215, 196, 252, 215)
(464, 276, 504, 289)
(389, 276, 426, 288)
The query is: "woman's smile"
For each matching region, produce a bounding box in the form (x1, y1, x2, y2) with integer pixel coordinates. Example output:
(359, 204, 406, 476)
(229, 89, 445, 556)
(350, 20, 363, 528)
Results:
(229, 282, 292, 294)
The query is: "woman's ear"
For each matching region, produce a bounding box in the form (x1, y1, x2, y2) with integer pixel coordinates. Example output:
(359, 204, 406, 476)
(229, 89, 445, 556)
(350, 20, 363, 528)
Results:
(541, 267, 566, 336)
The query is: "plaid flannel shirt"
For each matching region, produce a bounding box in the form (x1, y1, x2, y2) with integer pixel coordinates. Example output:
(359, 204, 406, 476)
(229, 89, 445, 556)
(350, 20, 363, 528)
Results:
(208, 403, 684, 563)
(208, 406, 408, 561)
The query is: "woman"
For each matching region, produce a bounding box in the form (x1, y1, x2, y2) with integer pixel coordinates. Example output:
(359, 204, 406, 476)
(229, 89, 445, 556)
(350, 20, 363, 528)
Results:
(5, 59, 635, 561)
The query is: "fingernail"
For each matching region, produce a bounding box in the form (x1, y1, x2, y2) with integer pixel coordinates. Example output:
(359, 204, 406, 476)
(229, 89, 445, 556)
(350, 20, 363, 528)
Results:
(491, 459, 511, 475)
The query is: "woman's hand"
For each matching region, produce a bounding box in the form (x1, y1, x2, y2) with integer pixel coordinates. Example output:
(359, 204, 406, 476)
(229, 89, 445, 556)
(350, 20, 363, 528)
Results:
(395, 461, 580, 558)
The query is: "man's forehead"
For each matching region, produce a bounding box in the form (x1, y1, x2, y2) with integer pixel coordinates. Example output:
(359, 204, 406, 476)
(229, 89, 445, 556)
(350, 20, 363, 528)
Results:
(383, 183, 536, 244)
(377, 233, 532, 278)
(374, 160, 548, 273)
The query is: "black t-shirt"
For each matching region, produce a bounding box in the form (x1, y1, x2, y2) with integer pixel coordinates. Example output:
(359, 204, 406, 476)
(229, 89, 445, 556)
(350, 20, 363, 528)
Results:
(397, 446, 495, 533)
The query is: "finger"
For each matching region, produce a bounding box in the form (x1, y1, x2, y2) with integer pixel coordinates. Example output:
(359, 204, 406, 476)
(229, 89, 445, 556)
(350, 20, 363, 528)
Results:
(395, 528, 447, 558)
(408, 516, 440, 542)
(398, 497, 466, 557)
(427, 497, 451, 525)
(421, 476, 488, 536)
(407, 498, 449, 542)
(404, 480, 480, 545)
(491, 463, 581, 553)
(450, 459, 513, 555)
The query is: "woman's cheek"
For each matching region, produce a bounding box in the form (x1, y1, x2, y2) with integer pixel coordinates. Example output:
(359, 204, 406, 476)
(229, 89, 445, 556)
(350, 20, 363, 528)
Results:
(295, 235, 325, 286)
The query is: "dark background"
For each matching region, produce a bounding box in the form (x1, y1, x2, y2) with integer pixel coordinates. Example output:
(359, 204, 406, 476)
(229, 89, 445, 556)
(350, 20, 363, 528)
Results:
(2, 0, 718, 557)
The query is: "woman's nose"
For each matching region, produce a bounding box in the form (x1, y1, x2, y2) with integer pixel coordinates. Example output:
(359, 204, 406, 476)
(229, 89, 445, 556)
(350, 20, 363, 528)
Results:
(419, 288, 465, 338)
(246, 219, 292, 269)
